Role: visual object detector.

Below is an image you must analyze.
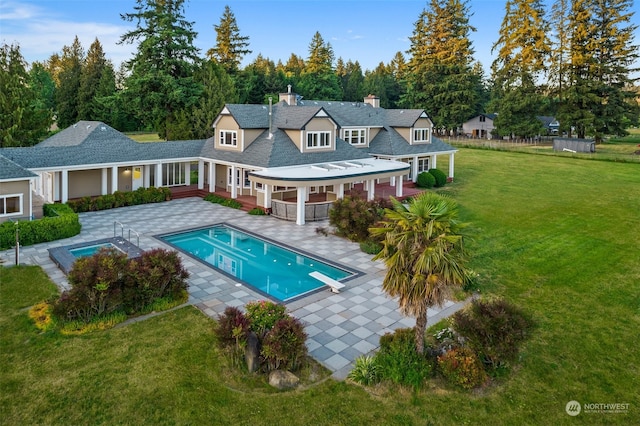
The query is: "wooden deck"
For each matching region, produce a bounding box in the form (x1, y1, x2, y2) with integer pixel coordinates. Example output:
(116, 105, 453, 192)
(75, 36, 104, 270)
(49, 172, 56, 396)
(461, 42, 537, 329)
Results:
(169, 181, 425, 212)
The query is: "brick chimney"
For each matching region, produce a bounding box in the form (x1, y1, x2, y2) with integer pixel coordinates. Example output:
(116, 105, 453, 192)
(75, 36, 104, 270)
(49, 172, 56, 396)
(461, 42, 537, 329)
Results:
(364, 94, 380, 108)
(279, 84, 298, 106)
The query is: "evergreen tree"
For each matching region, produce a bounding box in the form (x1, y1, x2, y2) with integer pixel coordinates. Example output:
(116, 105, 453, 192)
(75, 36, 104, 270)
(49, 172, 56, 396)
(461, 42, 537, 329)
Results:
(490, 0, 550, 138)
(56, 36, 84, 128)
(298, 32, 341, 100)
(120, 0, 202, 139)
(363, 62, 402, 108)
(29, 62, 56, 115)
(192, 60, 237, 139)
(403, 0, 480, 134)
(340, 60, 365, 102)
(207, 5, 251, 73)
(78, 38, 115, 121)
(589, 0, 639, 139)
(0, 44, 53, 146)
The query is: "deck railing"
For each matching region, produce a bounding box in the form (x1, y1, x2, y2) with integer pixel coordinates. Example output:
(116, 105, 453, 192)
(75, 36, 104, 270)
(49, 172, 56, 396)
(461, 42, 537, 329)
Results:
(270, 200, 333, 222)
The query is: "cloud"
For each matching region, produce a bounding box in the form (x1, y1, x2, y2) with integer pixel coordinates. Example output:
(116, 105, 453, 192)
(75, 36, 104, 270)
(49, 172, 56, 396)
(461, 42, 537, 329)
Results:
(0, 2, 135, 67)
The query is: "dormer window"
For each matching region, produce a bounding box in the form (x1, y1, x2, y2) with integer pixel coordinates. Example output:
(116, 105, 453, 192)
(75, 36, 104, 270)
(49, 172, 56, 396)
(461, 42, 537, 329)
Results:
(220, 130, 237, 146)
(306, 131, 331, 149)
(344, 129, 366, 145)
(413, 128, 430, 143)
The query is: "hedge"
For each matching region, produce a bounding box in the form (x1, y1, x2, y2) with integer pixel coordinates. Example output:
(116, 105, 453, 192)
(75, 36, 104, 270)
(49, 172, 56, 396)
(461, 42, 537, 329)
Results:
(67, 187, 171, 213)
(0, 203, 81, 250)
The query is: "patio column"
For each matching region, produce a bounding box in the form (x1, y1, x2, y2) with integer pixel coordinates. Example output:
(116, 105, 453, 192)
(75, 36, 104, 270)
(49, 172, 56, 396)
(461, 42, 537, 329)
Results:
(230, 165, 237, 198)
(448, 152, 455, 179)
(144, 165, 150, 188)
(432, 154, 438, 170)
(367, 179, 375, 201)
(101, 168, 108, 195)
(208, 161, 215, 192)
(296, 186, 306, 226)
(337, 183, 344, 199)
(197, 160, 205, 190)
(155, 163, 163, 187)
(111, 166, 118, 193)
(61, 169, 68, 203)
(412, 156, 419, 182)
(264, 184, 272, 209)
(396, 174, 403, 197)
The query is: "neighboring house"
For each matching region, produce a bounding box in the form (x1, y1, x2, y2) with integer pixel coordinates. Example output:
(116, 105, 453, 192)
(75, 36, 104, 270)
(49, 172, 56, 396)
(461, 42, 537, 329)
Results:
(0, 89, 457, 225)
(462, 114, 560, 139)
(462, 113, 497, 139)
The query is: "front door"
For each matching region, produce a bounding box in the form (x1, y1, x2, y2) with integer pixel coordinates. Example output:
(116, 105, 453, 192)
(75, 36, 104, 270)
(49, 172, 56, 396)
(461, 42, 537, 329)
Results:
(132, 166, 143, 190)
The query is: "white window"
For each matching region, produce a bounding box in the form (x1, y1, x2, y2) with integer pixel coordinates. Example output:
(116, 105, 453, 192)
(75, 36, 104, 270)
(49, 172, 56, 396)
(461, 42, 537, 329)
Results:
(344, 129, 366, 145)
(413, 128, 430, 143)
(219, 130, 237, 147)
(0, 194, 23, 217)
(254, 182, 264, 191)
(417, 158, 429, 172)
(162, 163, 186, 187)
(479, 115, 486, 122)
(306, 131, 331, 149)
(243, 170, 251, 188)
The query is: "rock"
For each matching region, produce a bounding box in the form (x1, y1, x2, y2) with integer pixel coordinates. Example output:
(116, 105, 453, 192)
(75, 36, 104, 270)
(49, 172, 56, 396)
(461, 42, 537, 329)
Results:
(268, 370, 300, 390)
(245, 331, 259, 373)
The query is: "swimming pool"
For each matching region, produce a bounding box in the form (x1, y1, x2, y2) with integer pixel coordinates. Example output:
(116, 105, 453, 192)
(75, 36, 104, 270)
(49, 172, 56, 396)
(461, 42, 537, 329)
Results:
(48, 237, 144, 275)
(159, 224, 356, 302)
(68, 243, 119, 258)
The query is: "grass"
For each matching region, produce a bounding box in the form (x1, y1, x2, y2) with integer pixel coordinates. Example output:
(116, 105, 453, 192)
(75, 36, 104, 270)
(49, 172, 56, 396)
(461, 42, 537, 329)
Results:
(126, 132, 165, 143)
(2, 149, 639, 425)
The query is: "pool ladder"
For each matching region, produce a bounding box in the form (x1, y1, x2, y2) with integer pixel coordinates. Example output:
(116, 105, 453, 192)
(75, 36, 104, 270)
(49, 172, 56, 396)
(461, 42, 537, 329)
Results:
(114, 220, 140, 248)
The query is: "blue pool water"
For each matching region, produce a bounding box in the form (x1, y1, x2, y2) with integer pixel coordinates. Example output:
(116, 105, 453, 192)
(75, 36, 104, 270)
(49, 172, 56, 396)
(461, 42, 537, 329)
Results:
(68, 243, 118, 258)
(160, 224, 353, 302)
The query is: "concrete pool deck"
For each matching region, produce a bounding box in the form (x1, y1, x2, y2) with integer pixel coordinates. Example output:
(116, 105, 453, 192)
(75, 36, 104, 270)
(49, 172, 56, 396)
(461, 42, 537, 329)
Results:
(0, 198, 467, 379)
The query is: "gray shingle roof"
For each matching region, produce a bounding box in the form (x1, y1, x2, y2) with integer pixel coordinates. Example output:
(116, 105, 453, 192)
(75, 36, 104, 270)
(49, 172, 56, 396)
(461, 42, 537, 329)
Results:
(0, 122, 206, 169)
(224, 104, 270, 128)
(0, 154, 37, 180)
(369, 129, 456, 157)
(199, 129, 371, 168)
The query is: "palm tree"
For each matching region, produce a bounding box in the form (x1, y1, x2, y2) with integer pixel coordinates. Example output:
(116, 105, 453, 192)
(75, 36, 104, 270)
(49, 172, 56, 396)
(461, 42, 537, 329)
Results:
(371, 192, 468, 354)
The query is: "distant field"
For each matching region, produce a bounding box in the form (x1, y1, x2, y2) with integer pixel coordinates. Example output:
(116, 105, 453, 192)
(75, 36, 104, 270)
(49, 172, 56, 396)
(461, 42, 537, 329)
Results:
(126, 132, 164, 142)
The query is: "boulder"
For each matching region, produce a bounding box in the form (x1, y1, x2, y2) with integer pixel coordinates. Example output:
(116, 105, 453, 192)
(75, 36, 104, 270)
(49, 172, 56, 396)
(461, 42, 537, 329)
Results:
(245, 331, 260, 373)
(268, 370, 299, 390)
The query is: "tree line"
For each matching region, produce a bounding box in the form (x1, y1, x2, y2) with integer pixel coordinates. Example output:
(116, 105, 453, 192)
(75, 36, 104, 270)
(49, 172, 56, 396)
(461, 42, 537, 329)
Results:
(1, 0, 638, 147)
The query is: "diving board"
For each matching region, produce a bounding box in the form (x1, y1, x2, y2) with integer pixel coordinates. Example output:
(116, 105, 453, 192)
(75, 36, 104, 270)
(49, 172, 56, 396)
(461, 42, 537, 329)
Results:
(309, 271, 346, 293)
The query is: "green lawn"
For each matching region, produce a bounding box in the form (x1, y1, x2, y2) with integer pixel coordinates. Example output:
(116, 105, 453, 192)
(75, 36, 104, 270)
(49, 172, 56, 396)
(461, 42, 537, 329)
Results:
(1, 149, 639, 425)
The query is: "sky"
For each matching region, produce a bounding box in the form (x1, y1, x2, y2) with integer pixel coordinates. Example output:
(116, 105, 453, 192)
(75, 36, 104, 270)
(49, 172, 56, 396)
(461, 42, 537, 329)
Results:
(0, 0, 638, 77)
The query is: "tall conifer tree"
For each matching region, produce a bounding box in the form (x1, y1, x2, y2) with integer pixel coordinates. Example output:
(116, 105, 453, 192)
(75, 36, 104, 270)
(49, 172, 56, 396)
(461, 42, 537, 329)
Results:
(207, 5, 251, 73)
(120, 0, 202, 139)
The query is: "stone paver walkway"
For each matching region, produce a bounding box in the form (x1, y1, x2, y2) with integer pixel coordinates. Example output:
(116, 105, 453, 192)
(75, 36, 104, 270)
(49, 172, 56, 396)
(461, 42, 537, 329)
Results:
(0, 198, 467, 379)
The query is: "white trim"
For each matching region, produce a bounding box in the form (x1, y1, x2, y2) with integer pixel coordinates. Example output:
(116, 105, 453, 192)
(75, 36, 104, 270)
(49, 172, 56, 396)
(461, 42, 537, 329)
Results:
(306, 131, 331, 149)
(219, 130, 238, 147)
(0, 193, 23, 217)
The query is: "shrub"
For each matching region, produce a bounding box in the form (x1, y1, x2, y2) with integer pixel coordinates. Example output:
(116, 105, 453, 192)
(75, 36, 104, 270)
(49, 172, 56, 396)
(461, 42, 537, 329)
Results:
(359, 239, 382, 255)
(248, 207, 266, 215)
(245, 300, 288, 336)
(53, 248, 128, 322)
(204, 193, 243, 209)
(0, 203, 81, 250)
(329, 194, 389, 242)
(214, 306, 251, 349)
(122, 248, 190, 313)
(452, 298, 533, 369)
(29, 302, 57, 332)
(348, 355, 380, 386)
(428, 168, 448, 187)
(51, 247, 189, 324)
(66, 187, 170, 213)
(376, 328, 433, 388)
(261, 316, 308, 371)
(437, 347, 488, 389)
(416, 171, 436, 188)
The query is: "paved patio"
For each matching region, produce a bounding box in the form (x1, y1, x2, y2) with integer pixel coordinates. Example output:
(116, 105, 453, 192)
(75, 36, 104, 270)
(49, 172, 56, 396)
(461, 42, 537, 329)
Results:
(0, 198, 467, 379)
